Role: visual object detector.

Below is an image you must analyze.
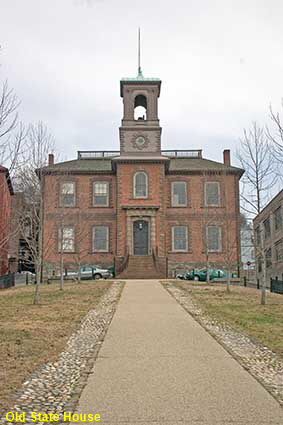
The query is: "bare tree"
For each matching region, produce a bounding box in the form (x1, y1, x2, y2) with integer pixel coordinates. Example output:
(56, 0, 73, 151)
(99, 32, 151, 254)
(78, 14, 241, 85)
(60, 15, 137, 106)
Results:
(252, 225, 268, 305)
(237, 122, 276, 217)
(267, 104, 283, 179)
(15, 122, 54, 304)
(72, 210, 90, 283)
(222, 205, 241, 294)
(0, 75, 28, 273)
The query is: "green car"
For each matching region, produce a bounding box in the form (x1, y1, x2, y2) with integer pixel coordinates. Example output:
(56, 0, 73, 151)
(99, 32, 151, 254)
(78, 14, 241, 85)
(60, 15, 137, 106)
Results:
(185, 268, 226, 281)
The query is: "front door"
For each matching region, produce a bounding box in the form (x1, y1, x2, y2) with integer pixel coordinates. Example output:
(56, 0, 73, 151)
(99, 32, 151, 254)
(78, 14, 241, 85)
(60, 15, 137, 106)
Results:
(133, 220, 149, 255)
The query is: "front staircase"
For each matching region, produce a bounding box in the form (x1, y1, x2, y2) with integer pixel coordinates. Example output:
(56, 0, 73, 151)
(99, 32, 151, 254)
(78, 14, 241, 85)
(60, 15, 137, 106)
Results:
(117, 255, 166, 279)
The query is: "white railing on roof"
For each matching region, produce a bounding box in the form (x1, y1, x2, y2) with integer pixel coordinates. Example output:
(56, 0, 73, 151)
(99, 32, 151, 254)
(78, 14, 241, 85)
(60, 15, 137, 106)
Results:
(161, 150, 202, 158)
(78, 151, 120, 159)
(78, 149, 202, 159)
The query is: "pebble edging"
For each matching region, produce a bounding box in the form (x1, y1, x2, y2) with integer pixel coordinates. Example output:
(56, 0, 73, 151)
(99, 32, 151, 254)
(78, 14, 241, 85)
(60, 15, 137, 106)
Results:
(162, 281, 283, 407)
(0, 281, 124, 425)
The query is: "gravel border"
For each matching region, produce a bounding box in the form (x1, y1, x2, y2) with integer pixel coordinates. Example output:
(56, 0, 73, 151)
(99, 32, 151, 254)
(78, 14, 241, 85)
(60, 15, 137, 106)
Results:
(162, 281, 283, 407)
(0, 281, 124, 425)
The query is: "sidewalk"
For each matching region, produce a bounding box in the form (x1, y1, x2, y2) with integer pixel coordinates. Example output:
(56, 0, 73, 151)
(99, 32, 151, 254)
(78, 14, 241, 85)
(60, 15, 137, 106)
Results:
(73, 280, 283, 424)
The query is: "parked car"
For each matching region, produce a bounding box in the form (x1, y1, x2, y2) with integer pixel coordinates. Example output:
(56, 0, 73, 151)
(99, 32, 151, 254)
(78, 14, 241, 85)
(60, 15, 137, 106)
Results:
(66, 265, 112, 280)
(183, 268, 226, 282)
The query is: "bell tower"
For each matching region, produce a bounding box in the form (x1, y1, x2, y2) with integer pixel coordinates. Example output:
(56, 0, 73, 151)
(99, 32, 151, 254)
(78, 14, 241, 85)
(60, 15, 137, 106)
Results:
(119, 61, 162, 156)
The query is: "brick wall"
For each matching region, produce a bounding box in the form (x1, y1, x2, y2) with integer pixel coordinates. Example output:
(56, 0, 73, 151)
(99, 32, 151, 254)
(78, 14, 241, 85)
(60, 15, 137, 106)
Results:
(0, 171, 12, 275)
(42, 166, 241, 277)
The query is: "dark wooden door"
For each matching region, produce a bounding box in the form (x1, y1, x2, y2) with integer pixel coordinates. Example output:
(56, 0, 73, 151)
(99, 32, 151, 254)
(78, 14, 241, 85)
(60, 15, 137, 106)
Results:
(133, 220, 149, 255)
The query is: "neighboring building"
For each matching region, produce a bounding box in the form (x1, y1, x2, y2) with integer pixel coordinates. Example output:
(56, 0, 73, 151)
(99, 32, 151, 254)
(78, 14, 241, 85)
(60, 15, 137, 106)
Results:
(240, 218, 255, 270)
(0, 165, 14, 275)
(40, 70, 244, 278)
(8, 192, 35, 273)
(253, 190, 283, 285)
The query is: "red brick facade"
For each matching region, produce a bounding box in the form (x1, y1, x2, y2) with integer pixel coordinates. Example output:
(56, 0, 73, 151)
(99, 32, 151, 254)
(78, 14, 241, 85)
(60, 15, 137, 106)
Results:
(41, 73, 243, 278)
(0, 166, 13, 275)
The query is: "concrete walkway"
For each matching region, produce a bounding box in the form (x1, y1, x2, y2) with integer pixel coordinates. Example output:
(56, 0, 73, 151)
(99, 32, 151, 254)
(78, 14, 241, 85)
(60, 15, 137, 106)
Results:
(73, 280, 283, 424)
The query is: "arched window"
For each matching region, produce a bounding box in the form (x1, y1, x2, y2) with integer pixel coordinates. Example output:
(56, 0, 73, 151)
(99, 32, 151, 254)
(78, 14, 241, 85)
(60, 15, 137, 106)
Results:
(134, 172, 148, 198)
(134, 95, 147, 120)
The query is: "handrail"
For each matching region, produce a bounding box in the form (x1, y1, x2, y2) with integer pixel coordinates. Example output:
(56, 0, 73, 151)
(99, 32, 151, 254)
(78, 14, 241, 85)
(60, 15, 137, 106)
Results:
(152, 246, 160, 273)
(116, 246, 129, 275)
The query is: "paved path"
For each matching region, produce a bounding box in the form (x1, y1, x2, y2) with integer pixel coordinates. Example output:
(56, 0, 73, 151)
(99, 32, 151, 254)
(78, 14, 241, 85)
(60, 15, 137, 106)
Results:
(73, 280, 283, 424)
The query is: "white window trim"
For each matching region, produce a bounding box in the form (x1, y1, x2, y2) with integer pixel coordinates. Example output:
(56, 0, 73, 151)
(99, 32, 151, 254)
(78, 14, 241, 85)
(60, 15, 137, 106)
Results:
(205, 181, 220, 207)
(171, 181, 187, 207)
(172, 226, 188, 252)
(58, 226, 75, 253)
(133, 171, 148, 199)
(59, 181, 76, 207)
(93, 181, 110, 207)
(206, 225, 222, 252)
(93, 226, 109, 253)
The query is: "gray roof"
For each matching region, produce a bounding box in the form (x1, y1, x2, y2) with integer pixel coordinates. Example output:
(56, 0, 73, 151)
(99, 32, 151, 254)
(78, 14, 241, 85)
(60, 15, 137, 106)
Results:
(42, 156, 243, 175)
(42, 159, 113, 173)
(168, 157, 243, 173)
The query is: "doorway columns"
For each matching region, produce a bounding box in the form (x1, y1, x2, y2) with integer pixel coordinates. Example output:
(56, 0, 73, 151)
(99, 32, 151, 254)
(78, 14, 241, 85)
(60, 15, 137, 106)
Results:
(124, 207, 158, 255)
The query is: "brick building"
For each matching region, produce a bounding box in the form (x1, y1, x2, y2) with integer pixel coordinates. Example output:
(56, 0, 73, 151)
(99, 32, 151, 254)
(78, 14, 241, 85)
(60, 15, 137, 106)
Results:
(0, 165, 14, 275)
(253, 190, 283, 286)
(41, 71, 243, 278)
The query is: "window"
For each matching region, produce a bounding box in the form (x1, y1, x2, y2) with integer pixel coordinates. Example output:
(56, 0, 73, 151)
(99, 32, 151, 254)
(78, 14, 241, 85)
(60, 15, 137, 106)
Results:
(265, 248, 272, 268)
(206, 225, 222, 252)
(60, 182, 75, 207)
(93, 226, 109, 252)
(263, 218, 271, 239)
(134, 172, 148, 198)
(274, 207, 282, 231)
(275, 240, 283, 261)
(134, 94, 147, 120)
(205, 182, 220, 206)
(255, 227, 261, 246)
(58, 227, 75, 252)
(172, 226, 188, 252)
(171, 182, 187, 207)
(93, 182, 109, 206)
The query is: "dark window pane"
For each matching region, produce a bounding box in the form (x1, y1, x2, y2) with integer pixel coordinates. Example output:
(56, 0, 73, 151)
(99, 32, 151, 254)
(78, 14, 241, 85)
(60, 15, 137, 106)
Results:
(173, 226, 187, 251)
(172, 182, 187, 206)
(205, 182, 220, 206)
(207, 226, 221, 251)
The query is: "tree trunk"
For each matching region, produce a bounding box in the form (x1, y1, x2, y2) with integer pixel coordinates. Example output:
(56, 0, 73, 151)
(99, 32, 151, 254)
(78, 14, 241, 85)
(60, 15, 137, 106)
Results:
(77, 263, 81, 283)
(60, 253, 64, 290)
(33, 263, 41, 304)
(33, 194, 44, 305)
(206, 253, 210, 284)
(261, 258, 267, 305)
(226, 269, 231, 293)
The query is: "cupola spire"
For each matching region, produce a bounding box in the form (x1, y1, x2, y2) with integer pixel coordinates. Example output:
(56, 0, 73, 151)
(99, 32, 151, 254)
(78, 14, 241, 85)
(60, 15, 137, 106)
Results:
(138, 27, 143, 78)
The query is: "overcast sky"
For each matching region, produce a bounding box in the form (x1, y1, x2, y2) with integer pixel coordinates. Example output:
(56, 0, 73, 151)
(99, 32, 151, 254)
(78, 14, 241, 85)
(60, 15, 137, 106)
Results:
(1, 0, 283, 164)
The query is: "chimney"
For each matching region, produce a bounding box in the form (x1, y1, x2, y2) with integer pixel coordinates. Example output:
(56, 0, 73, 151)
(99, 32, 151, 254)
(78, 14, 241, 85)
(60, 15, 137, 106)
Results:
(223, 149, 230, 166)
(48, 153, 54, 166)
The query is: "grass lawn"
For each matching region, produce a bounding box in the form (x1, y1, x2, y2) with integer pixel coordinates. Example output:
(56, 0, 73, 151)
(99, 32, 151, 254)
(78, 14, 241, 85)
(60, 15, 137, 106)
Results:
(0, 280, 112, 414)
(172, 281, 283, 359)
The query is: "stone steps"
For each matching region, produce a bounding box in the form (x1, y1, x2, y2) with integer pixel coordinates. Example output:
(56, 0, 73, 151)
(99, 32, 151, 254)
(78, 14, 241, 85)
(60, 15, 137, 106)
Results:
(117, 255, 164, 279)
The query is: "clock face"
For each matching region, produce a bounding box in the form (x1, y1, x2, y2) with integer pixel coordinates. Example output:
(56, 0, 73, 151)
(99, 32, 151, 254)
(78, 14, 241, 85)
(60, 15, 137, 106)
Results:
(136, 136, 146, 147)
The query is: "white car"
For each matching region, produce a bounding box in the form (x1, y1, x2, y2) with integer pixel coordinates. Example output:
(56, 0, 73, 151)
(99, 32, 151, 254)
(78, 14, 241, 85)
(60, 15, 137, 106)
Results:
(66, 266, 112, 280)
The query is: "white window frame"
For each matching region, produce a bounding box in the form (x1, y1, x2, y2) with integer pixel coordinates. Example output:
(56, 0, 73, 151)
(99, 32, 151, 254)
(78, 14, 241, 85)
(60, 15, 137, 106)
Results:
(205, 182, 220, 207)
(274, 207, 282, 231)
(133, 171, 148, 199)
(58, 226, 75, 252)
(93, 181, 109, 207)
(172, 226, 188, 252)
(171, 181, 187, 207)
(93, 226, 109, 253)
(60, 181, 75, 207)
(206, 225, 222, 252)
